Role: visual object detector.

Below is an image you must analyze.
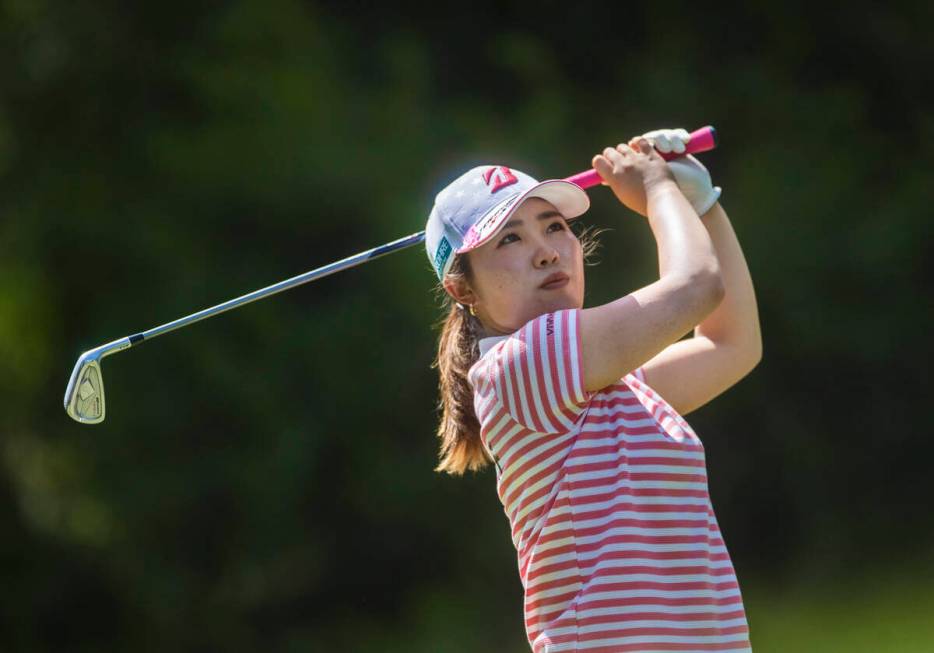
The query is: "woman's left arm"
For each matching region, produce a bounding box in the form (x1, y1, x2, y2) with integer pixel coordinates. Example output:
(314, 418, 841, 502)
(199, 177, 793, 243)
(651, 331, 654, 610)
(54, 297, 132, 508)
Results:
(640, 201, 762, 415)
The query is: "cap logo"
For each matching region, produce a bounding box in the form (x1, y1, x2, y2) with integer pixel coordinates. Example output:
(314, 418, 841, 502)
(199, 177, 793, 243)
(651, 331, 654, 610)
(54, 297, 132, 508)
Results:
(482, 166, 518, 193)
(460, 193, 521, 250)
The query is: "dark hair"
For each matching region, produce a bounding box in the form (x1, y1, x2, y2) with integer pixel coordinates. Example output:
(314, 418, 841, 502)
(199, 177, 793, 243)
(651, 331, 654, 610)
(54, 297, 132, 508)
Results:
(432, 223, 605, 475)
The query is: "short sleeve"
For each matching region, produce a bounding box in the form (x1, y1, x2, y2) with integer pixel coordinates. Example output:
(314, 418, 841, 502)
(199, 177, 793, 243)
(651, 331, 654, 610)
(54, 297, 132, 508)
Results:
(480, 308, 593, 434)
(631, 365, 646, 383)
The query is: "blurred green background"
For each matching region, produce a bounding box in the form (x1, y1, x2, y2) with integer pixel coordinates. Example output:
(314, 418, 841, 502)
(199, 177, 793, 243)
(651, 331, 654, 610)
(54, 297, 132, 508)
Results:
(1, 1, 932, 651)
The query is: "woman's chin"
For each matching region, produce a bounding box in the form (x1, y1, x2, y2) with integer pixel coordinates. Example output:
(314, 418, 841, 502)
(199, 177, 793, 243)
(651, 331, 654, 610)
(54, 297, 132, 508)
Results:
(539, 292, 582, 314)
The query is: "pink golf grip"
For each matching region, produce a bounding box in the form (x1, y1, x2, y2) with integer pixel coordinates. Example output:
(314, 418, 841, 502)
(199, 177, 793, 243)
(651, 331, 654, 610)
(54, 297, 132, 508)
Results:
(565, 126, 718, 190)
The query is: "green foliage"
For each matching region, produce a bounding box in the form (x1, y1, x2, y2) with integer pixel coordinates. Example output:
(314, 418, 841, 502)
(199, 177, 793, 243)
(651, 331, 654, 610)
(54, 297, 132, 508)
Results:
(1, 0, 931, 650)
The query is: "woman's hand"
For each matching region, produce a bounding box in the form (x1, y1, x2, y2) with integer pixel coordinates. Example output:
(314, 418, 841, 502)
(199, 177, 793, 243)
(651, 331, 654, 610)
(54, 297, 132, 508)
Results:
(591, 138, 676, 217)
(636, 128, 722, 216)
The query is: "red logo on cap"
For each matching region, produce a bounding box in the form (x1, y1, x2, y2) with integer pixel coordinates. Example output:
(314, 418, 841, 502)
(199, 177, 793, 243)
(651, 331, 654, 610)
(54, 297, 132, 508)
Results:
(482, 166, 518, 193)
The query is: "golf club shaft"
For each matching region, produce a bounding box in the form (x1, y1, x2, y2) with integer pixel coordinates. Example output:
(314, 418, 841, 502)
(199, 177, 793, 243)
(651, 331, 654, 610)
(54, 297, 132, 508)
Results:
(130, 231, 427, 346)
(109, 125, 719, 350)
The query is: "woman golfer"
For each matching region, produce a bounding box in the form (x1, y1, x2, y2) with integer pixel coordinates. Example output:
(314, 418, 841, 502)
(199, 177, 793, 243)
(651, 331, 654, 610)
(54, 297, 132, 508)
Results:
(425, 128, 761, 652)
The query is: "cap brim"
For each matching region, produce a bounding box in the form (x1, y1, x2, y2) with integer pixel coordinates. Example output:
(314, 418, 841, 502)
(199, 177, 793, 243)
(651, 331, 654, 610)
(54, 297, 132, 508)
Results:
(455, 180, 590, 254)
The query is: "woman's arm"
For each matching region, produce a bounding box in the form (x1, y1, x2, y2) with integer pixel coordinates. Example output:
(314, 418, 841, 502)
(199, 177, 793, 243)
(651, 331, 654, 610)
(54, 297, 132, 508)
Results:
(579, 141, 726, 392)
(640, 201, 762, 415)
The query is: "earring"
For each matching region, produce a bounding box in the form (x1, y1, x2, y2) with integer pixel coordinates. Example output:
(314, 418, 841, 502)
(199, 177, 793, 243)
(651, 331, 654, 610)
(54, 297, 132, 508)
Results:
(469, 304, 477, 317)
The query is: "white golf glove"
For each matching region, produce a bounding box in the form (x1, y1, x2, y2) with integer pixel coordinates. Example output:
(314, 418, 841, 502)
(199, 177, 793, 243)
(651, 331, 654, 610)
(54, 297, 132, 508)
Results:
(642, 128, 721, 216)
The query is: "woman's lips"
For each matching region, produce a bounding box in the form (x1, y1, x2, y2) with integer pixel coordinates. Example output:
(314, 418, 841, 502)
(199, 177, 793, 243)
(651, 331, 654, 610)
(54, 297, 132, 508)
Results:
(540, 273, 570, 290)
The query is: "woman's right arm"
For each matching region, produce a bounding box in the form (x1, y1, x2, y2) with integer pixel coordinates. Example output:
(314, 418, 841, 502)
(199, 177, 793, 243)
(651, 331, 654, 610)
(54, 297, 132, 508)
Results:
(579, 139, 725, 392)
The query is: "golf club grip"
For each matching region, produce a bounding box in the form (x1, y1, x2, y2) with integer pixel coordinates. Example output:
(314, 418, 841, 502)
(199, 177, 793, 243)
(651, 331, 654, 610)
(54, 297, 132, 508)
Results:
(565, 126, 717, 190)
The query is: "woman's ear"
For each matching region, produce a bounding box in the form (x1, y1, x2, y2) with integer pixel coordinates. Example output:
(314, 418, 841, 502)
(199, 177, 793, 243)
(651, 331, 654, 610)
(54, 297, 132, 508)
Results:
(443, 277, 477, 307)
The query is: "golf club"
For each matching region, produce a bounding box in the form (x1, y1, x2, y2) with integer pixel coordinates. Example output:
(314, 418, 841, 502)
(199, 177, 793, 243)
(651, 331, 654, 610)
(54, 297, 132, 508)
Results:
(64, 126, 718, 424)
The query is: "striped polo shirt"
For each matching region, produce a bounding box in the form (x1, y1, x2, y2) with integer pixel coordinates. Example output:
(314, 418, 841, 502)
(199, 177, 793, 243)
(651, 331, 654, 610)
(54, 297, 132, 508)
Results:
(468, 308, 751, 653)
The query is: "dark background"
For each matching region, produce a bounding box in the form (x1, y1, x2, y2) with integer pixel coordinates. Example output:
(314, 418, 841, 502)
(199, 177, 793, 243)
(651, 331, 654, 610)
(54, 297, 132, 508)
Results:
(1, 1, 931, 650)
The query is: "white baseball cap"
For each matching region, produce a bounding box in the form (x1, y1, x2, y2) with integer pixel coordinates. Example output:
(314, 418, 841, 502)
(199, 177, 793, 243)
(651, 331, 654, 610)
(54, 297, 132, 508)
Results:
(425, 165, 590, 279)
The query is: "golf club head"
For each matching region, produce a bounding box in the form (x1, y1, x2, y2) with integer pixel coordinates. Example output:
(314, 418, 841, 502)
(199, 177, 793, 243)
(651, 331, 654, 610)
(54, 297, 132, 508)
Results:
(64, 351, 106, 424)
(64, 337, 133, 424)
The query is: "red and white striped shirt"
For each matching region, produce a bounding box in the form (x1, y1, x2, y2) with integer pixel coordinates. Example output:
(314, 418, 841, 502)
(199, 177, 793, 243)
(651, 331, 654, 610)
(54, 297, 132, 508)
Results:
(468, 308, 751, 652)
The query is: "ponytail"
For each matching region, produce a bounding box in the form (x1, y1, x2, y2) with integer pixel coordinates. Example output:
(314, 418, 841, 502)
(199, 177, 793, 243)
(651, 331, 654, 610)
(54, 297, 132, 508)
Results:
(432, 254, 491, 475)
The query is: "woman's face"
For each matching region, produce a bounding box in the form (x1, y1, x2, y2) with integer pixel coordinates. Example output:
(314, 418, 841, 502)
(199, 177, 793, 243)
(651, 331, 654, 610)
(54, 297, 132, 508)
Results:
(458, 197, 585, 335)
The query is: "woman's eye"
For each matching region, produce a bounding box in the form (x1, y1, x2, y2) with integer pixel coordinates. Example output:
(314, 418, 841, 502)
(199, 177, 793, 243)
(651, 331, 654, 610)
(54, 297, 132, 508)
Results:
(497, 222, 563, 247)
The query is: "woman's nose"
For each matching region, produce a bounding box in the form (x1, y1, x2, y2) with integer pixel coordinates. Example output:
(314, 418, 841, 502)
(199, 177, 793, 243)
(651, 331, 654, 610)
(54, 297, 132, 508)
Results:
(534, 245, 560, 268)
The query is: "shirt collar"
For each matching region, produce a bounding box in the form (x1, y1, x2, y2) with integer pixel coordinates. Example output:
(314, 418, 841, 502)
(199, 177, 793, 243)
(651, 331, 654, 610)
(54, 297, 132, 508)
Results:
(478, 334, 510, 357)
